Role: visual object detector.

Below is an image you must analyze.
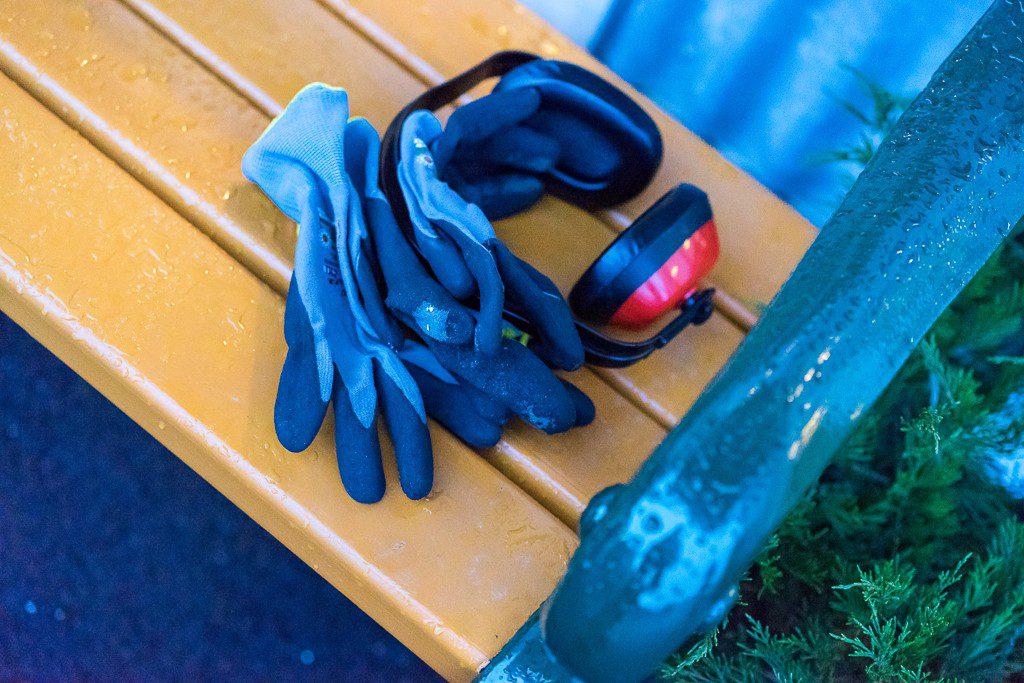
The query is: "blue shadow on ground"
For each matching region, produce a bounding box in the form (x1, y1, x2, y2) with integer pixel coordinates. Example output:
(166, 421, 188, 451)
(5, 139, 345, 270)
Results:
(0, 312, 441, 681)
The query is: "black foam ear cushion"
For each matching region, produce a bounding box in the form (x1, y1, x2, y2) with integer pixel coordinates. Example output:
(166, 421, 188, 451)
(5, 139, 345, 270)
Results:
(493, 59, 663, 208)
(569, 184, 713, 324)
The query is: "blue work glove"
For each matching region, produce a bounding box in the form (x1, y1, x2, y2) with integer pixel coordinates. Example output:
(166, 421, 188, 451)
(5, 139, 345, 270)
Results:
(397, 110, 585, 371)
(275, 276, 431, 502)
(431, 88, 555, 219)
(351, 116, 594, 443)
(431, 88, 621, 220)
(400, 337, 594, 444)
(243, 85, 432, 503)
(244, 85, 594, 505)
(365, 118, 594, 434)
(348, 118, 589, 444)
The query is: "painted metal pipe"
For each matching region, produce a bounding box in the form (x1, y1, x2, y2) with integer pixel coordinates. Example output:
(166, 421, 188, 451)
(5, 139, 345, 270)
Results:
(479, 1, 1024, 680)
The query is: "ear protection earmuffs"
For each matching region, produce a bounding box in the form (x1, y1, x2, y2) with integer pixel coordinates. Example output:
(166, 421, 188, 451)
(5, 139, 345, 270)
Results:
(380, 51, 719, 368)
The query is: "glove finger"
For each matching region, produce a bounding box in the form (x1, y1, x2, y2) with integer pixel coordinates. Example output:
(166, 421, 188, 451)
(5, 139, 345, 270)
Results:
(276, 279, 330, 452)
(526, 110, 621, 182)
(440, 124, 557, 219)
(401, 340, 513, 427)
(466, 125, 560, 175)
(348, 119, 474, 343)
(560, 378, 596, 428)
(445, 164, 544, 220)
(520, 333, 563, 370)
(492, 241, 584, 370)
(432, 89, 542, 171)
(408, 364, 504, 448)
(399, 112, 505, 355)
(353, 238, 404, 349)
(332, 372, 386, 504)
(428, 215, 504, 356)
(275, 345, 330, 452)
(366, 198, 475, 345)
(375, 365, 434, 500)
(463, 382, 513, 426)
(426, 337, 578, 434)
(400, 185, 477, 299)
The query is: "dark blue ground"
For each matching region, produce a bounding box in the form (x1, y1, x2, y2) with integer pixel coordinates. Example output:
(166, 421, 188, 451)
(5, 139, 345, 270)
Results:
(0, 313, 441, 680)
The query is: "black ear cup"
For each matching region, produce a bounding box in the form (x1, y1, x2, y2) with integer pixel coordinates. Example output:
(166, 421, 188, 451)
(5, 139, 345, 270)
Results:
(569, 184, 718, 329)
(492, 59, 663, 208)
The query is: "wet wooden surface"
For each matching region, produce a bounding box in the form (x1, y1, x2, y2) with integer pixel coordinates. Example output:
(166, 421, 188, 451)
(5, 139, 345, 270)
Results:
(0, 0, 816, 678)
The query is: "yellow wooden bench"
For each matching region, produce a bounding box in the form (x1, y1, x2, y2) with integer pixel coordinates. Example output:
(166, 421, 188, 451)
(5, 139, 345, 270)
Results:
(0, 0, 816, 678)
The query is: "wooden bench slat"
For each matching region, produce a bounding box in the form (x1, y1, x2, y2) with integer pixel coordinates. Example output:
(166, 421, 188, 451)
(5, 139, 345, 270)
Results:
(328, 0, 819, 314)
(110, 0, 740, 461)
(487, 369, 660, 523)
(121, 0, 745, 427)
(119, 0, 431, 126)
(0, 0, 742, 526)
(116, 0, 749, 420)
(0, 0, 297, 292)
(0, 73, 578, 681)
(0, 0, 817, 675)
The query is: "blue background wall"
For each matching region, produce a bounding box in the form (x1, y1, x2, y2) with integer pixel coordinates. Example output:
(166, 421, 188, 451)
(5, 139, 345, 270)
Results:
(530, 0, 991, 224)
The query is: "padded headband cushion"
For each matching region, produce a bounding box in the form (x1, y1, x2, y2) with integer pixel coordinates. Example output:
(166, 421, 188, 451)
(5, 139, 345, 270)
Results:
(493, 59, 663, 208)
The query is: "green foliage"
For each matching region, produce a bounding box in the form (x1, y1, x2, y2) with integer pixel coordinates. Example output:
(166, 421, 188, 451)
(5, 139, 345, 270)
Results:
(814, 66, 913, 170)
(661, 78, 1024, 683)
(809, 67, 915, 212)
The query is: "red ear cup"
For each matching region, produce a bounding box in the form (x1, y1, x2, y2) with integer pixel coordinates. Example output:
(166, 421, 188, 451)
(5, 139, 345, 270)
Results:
(569, 184, 719, 329)
(609, 220, 718, 328)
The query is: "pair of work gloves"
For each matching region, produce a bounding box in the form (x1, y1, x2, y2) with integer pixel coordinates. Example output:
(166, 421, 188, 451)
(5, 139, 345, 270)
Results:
(243, 85, 593, 504)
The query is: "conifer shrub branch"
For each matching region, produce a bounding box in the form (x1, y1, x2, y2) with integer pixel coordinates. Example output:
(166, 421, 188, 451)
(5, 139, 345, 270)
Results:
(662, 74, 1024, 683)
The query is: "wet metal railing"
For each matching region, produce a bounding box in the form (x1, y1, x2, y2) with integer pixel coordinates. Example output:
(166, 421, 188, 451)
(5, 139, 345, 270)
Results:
(479, 1, 1024, 680)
